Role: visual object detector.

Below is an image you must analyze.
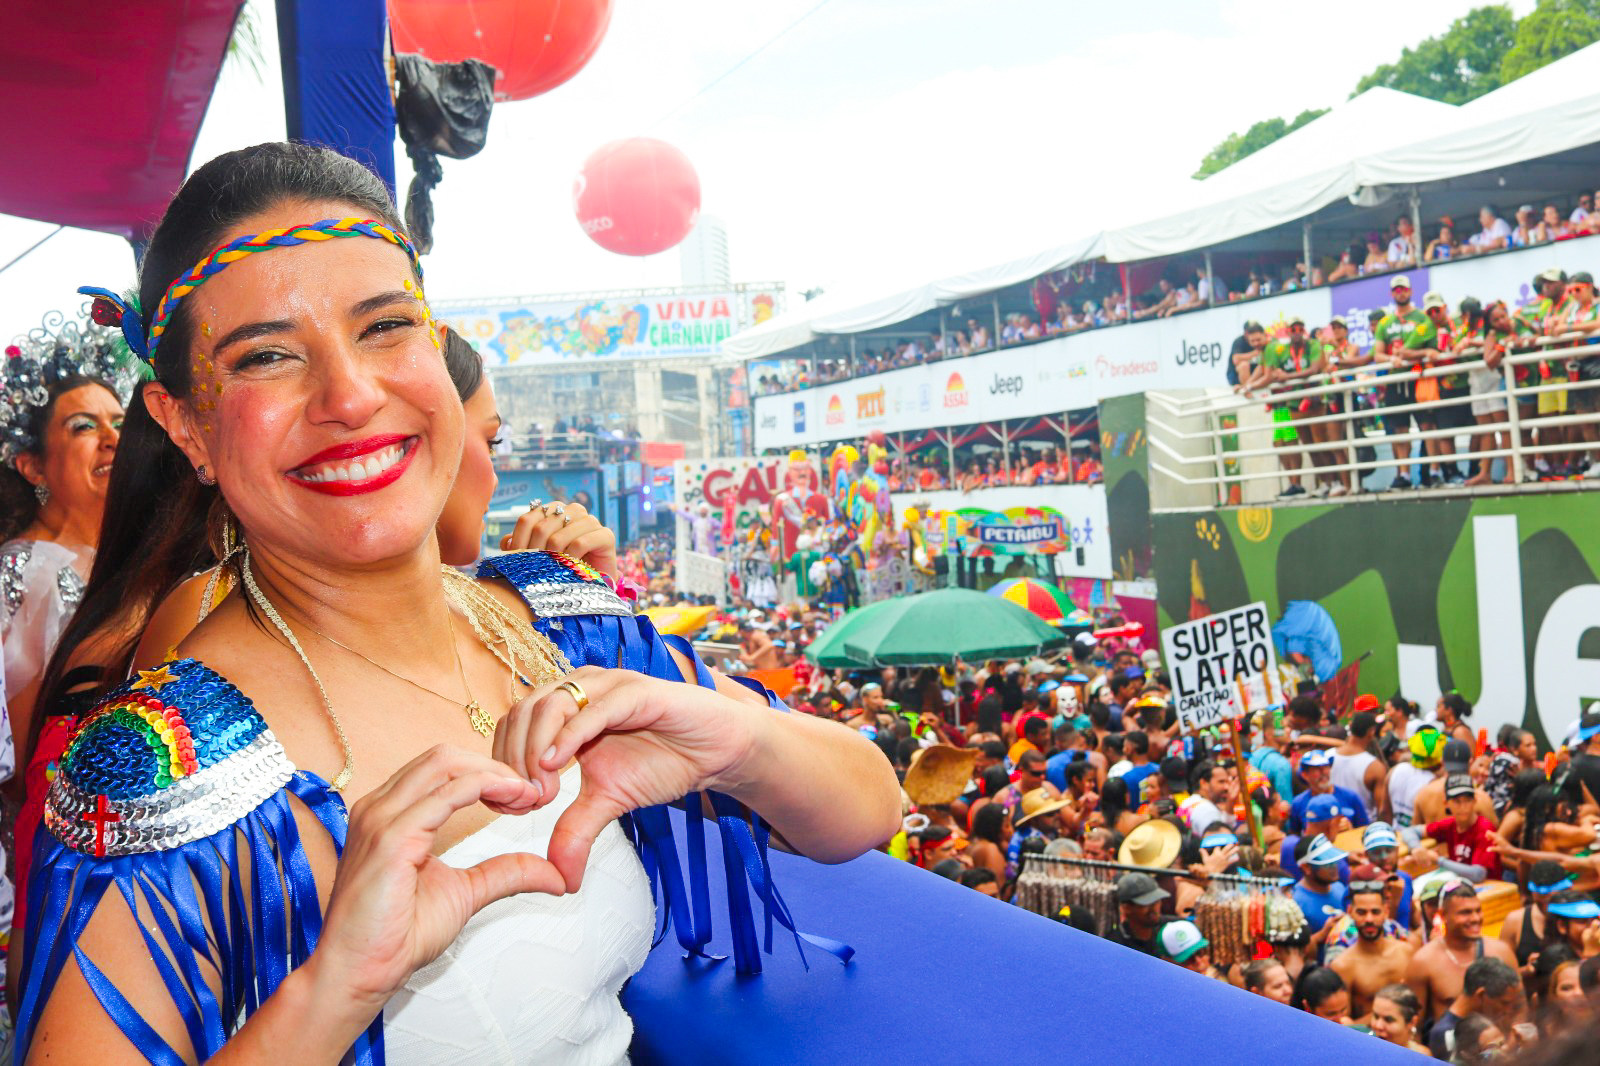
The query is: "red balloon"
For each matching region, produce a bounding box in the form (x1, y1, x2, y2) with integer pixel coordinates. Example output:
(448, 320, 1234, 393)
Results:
(573, 137, 701, 257)
(388, 0, 613, 102)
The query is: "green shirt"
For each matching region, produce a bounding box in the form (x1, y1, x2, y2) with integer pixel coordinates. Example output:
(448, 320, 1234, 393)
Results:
(1373, 307, 1433, 353)
(1260, 337, 1321, 374)
(786, 549, 823, 597)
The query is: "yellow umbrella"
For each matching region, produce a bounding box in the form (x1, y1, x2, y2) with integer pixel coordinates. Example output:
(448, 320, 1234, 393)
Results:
(642, 605, 718, 637)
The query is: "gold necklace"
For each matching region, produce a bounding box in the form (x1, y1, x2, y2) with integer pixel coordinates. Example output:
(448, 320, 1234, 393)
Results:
(241, 549, 356, 792)
(240, 551, 572, 791)
(307, 610, 494, 738)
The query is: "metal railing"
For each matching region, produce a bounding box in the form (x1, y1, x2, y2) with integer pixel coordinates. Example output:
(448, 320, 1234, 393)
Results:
(1146, 331, 1600, 507)
(492, 431, 642, 471)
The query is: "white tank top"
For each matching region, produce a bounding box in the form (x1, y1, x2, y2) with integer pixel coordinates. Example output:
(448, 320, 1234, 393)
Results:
(382, 765, 654, 1065)
(1331, 751, 1378, 810)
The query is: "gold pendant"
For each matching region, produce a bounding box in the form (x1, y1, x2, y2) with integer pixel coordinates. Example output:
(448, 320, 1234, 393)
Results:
(466, 700, 494, 737)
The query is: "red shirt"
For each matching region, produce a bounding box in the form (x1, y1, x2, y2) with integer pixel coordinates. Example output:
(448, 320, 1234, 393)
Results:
(1426, 815, 1502, 880)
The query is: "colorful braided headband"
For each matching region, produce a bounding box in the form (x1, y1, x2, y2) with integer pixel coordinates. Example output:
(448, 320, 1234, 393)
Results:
(79, 217, 423, 373)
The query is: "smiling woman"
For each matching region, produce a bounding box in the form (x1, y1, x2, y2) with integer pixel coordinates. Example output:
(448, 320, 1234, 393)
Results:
(15, 142, 899, 1066)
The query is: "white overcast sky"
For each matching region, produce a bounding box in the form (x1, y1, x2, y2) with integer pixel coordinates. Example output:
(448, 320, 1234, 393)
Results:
(0, 0, 1530, 329)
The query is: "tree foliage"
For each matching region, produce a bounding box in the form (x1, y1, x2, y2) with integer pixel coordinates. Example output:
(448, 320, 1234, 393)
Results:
(1196, 1, 1600, 179)
(1353, 5, 1515, 104)
(1501, 0, 1600, 82)
(1192, 109, 1329, 180)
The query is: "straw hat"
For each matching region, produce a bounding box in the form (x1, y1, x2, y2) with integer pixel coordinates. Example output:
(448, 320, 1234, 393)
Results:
(1014, 787, 1071, 828)
(1118, 819, 1182, 869)
(902, 745, 977, 807)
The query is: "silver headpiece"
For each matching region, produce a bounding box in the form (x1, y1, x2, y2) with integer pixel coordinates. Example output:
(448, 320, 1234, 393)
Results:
(1, 301, 141, 465)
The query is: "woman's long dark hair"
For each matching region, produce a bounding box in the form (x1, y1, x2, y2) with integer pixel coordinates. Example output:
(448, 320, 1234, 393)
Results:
(1289, 964, 1346, 1014)
(1100, 776, 1131, 822)
(970, 800, 1008, 845)
(0, 374, 118, 542)
(30, 144, 405, 765)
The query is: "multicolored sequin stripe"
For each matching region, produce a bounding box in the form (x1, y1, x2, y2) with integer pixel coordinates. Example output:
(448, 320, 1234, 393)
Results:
(476, 550, 634, 624)
(46, 658, 293, 856)
(78, 216, 423, 370)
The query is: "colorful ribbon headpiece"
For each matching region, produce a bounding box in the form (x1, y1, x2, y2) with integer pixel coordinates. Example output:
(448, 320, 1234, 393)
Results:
(79, 217, 423, 373)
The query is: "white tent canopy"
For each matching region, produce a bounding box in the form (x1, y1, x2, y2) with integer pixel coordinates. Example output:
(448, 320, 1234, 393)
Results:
(729, 44, 1600, 360)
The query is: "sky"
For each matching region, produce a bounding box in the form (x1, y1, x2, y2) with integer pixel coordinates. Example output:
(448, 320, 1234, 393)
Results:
(0, 0, 1533, 332)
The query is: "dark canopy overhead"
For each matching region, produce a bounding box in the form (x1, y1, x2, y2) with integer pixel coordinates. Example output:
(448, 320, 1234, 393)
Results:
(0, 1, 244, 240)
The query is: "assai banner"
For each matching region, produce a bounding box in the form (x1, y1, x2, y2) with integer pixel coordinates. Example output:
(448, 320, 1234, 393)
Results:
(1162, 601, 1282, 733)
(440, 289, 781, 366)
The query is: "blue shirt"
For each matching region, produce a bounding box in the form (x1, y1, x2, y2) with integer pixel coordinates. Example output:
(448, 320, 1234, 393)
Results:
(1045, 749, 1089, 793)
(1286, 785, 1370, 835)
(1120, 763, 1158, 796)
(1249, 747, 1293, 803)
(1292, 880, 1350, 936)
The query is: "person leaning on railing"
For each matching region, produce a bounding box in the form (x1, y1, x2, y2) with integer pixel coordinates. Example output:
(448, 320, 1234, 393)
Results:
(1551, 271, 1600, 478)
(1453, 298, 1511, 487)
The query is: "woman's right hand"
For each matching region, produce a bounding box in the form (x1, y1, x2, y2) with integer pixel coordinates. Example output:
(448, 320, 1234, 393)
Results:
(305, 746, 559, 1017)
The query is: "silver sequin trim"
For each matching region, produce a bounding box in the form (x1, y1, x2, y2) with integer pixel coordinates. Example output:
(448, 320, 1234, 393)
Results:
(56, 563, 84, 612)
(0, 541, 30, 622)
(519, 580, 633, 619)
(45, 731, 295, 857)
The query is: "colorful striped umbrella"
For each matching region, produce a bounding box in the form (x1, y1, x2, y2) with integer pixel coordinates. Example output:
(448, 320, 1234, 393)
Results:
(988, 578, 1077, 626)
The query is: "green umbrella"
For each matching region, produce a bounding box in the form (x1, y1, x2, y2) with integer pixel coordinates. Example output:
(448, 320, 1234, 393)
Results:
(804, 599, 896, 669)
(841, 587, 1068, 666)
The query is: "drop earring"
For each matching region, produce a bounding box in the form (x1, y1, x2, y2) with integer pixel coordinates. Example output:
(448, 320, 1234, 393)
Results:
(34, 483, 49, 504)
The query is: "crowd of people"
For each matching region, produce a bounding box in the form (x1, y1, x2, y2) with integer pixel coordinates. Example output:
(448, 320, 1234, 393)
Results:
(790, 617, 1600, 1061)
(752, 190, 1600, 398)
(886, 440, 1103, 494)
(1232, 265, 1600, 500)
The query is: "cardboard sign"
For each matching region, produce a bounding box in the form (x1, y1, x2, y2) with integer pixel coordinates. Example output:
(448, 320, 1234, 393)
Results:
(1162, 602, 1280, 732)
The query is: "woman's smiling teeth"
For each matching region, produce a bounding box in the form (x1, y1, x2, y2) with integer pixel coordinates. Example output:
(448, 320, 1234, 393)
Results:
(294, 439, 414, 483)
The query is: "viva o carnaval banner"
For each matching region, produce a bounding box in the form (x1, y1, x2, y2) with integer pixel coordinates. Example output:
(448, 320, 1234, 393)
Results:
(439, 288, 783, 366)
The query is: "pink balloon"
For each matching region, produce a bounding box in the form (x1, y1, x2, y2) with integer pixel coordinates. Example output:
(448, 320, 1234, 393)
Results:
(573, 137, 701, 257)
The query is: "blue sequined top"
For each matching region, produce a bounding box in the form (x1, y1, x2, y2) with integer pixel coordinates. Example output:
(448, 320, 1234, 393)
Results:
(20, 551, 845, 1065)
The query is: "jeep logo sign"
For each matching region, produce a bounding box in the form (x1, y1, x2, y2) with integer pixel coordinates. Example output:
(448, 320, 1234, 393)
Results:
(1175, 339, 1223, 366)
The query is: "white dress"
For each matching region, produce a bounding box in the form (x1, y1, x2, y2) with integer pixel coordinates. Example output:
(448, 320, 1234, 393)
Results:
(382, 764, 655, 1065)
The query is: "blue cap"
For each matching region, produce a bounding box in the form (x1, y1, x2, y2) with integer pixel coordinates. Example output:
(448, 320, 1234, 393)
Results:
(1064, 673, 1088, 683)
(1304, 833, 1347, 867)
(1300, 749, 1335, 768)
(1363, 822, 1400, 850)
(1038, 680, 1060, 693)
(1530, 875, 1576, 895)
(1548, 899, 1600, 920)
(1121, 667, 1146, 681)
(1307, 793, 1354, 822)
(1201, 832, 1237, 849)
(1577, 719, 1600, 743)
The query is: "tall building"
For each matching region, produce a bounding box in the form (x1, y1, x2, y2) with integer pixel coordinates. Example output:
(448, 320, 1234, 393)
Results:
(679, 215, 730, 288)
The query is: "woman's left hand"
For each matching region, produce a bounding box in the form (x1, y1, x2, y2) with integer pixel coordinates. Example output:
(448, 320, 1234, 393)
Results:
(500, 500, 619, 578)
(489, 665, 764, 891)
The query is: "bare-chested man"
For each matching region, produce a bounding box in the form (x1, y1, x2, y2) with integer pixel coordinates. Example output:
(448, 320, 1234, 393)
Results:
(1331, 878, 1414, 1023)
(1404, 882, 1517, 1041)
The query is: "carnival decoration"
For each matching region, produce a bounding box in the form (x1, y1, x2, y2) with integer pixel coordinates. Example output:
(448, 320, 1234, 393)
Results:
(388, 0, 614, 102)
(770, 449, 830, 559)
(825, 439, 895, 569)
(574, 138, 701, 257)
(900, 507, 935, 575)
(1, 304, 141, 465)
(988, 578, 1077, 626)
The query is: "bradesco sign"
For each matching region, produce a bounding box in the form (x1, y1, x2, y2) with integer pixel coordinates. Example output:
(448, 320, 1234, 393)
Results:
(1161, 601, 1279, 732)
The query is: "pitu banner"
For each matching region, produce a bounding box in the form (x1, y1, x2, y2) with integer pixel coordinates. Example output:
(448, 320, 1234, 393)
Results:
(439, 288, 782, 366)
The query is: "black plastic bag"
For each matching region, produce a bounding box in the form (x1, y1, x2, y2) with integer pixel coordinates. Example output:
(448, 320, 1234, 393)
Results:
(394, 53, 495, 254)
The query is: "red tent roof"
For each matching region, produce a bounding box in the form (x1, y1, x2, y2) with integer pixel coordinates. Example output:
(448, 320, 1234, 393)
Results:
(0, 2, 243, 240)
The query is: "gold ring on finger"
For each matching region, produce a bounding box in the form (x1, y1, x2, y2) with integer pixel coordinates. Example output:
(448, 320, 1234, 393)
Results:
(557, 679, 589, 711)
